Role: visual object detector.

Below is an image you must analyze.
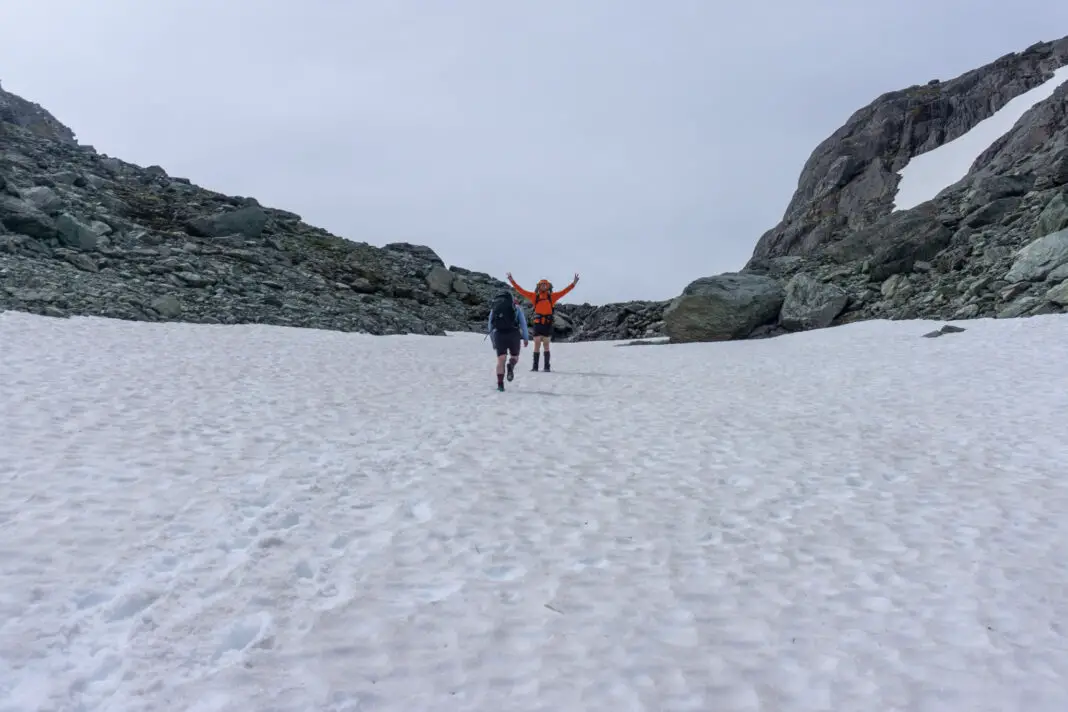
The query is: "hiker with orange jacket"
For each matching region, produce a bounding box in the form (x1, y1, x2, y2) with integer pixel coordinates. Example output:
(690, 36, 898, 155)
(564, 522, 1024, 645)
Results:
(506, 272, 579, 372)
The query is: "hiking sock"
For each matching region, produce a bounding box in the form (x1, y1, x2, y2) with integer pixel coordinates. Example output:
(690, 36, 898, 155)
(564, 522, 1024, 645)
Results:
(497, 373, 505, 389)
(543, 351, 551, 371)
(531, 352, 540, 371)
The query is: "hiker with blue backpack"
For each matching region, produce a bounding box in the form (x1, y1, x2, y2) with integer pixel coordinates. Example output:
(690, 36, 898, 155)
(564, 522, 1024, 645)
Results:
(487, 292, 529, 391)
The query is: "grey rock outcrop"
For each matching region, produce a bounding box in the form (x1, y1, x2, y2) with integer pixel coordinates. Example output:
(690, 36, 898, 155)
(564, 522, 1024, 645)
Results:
(0, 81, 667, 342)
(749, 35, 1068, 263)
(0, 80, 77, 144)
(662, 34, 1068, 343)
(0, 82, 523, 334)
(554, 300, 668, 342)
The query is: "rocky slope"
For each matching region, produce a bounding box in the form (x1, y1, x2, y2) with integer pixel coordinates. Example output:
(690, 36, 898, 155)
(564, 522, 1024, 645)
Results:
(665, 34, 1068, 342)
(1, 81, 662, 340)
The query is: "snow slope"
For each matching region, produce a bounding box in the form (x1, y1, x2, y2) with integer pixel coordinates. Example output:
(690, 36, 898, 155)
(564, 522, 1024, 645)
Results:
(894, 64, 1068, 211)
(2, 311, 1068, 712)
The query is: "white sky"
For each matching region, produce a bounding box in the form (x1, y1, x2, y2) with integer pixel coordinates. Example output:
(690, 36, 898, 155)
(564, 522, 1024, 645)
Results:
(1, 2, 1067, 303)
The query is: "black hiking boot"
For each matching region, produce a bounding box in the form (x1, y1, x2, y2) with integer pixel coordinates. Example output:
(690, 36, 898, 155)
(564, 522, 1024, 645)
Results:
(497, 373, 505, 391)
(543, 351, 551, 372)
(506, 360, 515, 381)
(531, 352, 540, 371)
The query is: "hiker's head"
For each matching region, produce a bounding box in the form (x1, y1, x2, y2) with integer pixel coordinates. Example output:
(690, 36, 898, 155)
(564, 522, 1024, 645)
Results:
(537, 279, 551, 293)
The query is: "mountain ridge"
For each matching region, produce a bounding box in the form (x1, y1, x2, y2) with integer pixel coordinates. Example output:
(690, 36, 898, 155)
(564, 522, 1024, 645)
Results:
(0, 82, 666, 341)
(663, 33, 1068, 342)
(5, 35, 1068, 343)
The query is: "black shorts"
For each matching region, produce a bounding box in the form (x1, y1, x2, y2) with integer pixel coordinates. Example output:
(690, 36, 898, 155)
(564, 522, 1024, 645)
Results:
(532, 320, 553, 338)
(492, 329, 522, 356)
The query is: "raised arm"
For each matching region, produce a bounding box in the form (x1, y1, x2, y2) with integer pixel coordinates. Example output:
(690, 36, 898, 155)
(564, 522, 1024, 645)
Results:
(551, 273, 580, 301)
(507, 273, 536, 302)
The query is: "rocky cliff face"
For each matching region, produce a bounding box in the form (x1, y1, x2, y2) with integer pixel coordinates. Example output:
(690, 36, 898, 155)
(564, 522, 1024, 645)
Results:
(0, 84, 556, 335)
(665, 34, 1068, 343)
(0, 81, 668, 341)
(750, 36, 1068, 263)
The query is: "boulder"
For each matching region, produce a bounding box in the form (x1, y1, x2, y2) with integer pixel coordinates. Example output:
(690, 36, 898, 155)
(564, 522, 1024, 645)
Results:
(425, 264, 454, 295)
(55, 213, 99, 250)
(664, 272, 784, 343)
(779, 273, 848, 331)
(1045, 279, 1068, 306)
(0, 195, 57, 240)
(1004, 229, 1068, 282)
(1036, 191, 1068, 235)
(185, 205, 268, 238)
(20, 186, 64, 214)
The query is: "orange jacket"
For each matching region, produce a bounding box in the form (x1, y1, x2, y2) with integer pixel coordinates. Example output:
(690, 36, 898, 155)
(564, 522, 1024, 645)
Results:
(508, 276, 576, 317)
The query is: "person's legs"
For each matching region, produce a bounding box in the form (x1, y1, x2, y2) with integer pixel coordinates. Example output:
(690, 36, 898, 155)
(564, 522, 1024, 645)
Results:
(495, 330, 520, 389)
(507, 338, 520, 380)
(542, 336, 552, 371)
(531, 322, 552, 370)
(494, 333, 508, 389)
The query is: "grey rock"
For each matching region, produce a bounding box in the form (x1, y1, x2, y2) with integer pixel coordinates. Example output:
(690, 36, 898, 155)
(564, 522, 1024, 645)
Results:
(89, 220, 113, 236)
(922, 323, 967, 337)
(185, 205, 269, 239)
(58, 250, 98, 272)
(1036, 191, 1068, 235)
(962, 196, 1021, 228)
(779, 273, 848, 330)
(997, 296, 1041, 318)
(664, 272, 784, 343)
(827, 206, 954, 281)
(555, 300, 668, 342)
(881, 273, 911, 299)
(425, 264, 454, 295)
(0, 195, 57, 239)
(384, 242, 445, 265)
(21, 186, 64, 214)
(1005, 229, 1068, 282)
(1047, 262, 1068, 283)
(151, 294, 182, 317)
(962, 174, 1034, 210)
(55, 213, 99, 250)
(1045, 279, 1068, 305)
(349, 277, 375, 294)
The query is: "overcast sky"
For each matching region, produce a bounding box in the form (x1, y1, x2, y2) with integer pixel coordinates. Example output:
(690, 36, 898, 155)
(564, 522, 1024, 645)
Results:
(2, 1, 1066, 304)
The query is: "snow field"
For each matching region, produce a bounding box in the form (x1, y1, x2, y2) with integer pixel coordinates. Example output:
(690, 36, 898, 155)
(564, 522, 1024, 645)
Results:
(2, 311, 1068, 711)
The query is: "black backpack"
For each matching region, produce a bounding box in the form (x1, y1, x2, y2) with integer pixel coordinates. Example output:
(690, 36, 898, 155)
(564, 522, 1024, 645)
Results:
(490, 293, 518, 331)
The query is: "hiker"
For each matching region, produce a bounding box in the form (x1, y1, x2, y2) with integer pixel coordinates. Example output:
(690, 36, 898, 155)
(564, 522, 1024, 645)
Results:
(487, 291, 529, 391)
(506, 272, 579, 372)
